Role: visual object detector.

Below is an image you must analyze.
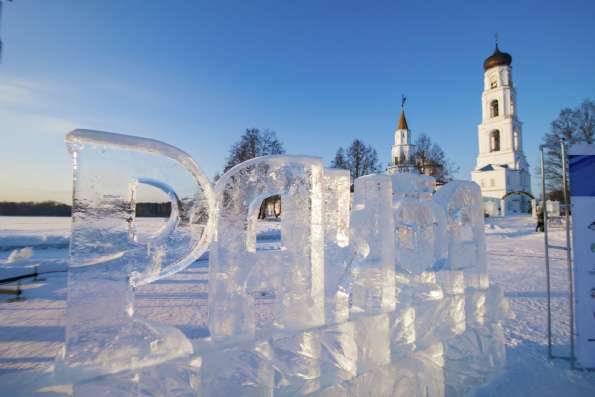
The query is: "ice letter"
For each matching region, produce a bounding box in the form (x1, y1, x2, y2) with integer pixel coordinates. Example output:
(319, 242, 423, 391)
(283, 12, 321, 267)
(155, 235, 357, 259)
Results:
(63, 130, 214, 378)
(209, 155, 325, 339)
(350, 174, 396, 314)
(323, 169, 351, 324)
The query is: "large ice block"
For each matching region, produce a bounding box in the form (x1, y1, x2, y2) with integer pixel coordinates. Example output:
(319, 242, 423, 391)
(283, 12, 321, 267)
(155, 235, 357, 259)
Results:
(137, 356, 202, 397)
(394, 198, 445, 274)
(389, 306, 416, 359)
(353, 313, 390, 374)
(350, 175, 396, 314)
(444, 323, 506, 396)
(465, 288, 487, 328)
(433, 181, 487, 283)
(323, 169, 352, 324)
(319, 322, 358, 387)
(63, 130, 214, 379)
(485, 284, 514, 322)
(272, 331, 321, 395)
(209, 156, 325, 339)
(412, 343, 446, 397)
(201, 340, 274, 397)
(391, 173, 436, 200)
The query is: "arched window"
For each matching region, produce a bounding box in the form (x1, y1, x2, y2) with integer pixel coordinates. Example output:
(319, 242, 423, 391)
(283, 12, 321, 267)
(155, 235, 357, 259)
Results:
(513, 129, 520, 151)
(489, 130, 500, 152)
(490, 100, 499, 118)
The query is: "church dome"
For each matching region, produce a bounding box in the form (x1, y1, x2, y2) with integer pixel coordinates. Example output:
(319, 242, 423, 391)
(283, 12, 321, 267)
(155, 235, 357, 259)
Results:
(483, 44, 512, 71)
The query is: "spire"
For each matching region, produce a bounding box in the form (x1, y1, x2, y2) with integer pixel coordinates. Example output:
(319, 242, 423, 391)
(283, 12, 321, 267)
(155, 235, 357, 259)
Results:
(397, 94, 409, 130)
(397, 109, 409, 130)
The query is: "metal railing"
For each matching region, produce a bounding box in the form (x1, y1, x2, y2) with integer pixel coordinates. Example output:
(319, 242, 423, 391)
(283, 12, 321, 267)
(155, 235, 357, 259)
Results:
(539, 139, 575, 367)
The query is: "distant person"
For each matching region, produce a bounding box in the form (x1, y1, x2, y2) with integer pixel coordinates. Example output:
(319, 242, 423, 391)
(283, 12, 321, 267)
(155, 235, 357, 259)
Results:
(535, 207, 544, 232)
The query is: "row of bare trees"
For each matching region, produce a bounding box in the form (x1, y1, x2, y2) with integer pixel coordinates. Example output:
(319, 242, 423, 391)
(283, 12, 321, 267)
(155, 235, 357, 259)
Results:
(223, 129, 457, 186)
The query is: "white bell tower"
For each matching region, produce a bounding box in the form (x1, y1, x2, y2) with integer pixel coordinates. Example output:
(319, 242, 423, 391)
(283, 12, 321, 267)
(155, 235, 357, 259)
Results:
(471, 40, 531, 215)
(387, 97, 417, 174)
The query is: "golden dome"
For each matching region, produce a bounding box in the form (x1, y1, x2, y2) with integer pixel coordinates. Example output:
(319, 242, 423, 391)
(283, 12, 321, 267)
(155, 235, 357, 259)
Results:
(483, 44, 512, 71)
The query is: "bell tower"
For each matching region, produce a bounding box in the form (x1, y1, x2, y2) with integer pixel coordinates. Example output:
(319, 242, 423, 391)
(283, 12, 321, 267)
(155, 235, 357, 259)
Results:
(387, 96, 417, 174)
(471, 40, 531, 215)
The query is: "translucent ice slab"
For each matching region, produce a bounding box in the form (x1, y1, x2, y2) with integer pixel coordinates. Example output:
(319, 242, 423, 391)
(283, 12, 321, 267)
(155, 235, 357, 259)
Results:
(350, 175, 396, 314)
(323, 169, 352, 324)
(209, 156, 325, 339)
(433, 181, 487, 283)
(63, 130, 214, 380)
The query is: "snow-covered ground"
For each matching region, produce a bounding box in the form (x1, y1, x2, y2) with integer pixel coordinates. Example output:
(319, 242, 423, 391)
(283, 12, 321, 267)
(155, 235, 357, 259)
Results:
(0, 216, 594, 395)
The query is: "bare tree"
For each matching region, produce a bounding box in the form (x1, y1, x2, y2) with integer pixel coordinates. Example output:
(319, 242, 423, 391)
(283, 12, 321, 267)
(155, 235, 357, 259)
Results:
(223, 128, 285, 173)
(540, 99, 595, 200)
(331, 147, 348, 170)
(331, 139, 381, 180)
(221, 128, 285, 219)
(411, 133, 458, 184)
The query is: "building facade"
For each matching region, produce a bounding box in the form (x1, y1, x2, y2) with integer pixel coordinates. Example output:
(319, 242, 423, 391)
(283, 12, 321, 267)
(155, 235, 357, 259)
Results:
(471, 43, 531, 215)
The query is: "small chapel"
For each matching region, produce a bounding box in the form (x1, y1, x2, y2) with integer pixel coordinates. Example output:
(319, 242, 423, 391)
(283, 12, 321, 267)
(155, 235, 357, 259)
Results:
(470, 42, 532, 215)
(386, 102, 417, 174)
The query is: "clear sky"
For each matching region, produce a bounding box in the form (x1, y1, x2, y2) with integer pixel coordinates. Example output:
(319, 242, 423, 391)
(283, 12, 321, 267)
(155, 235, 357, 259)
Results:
(1, 0, 594, 203)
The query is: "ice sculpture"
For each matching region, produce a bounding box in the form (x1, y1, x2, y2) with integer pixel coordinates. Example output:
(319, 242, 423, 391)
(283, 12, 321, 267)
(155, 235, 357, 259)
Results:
(393, 198, 439, 274)
(201, 340, 274, 396)
(208, 155, 325, 339)
(63, 130, 214, 380)
(392, 174, 447, 273)
(60, 129, 511, 397)
(433, 181, 487, 285)
(350, 174, 396, 314)
(323, 169, 352, 324)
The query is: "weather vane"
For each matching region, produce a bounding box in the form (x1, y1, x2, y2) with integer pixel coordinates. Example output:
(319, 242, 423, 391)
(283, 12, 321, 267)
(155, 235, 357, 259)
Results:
(495, 32, 499, 47)
(401, 94, 407, 109)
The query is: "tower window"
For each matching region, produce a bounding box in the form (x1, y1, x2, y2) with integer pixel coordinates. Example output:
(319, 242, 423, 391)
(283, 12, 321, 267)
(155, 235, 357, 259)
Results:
(513, 129, 520, 151)
(490, 81, 497, 89)
(490, 100, 499, 118)
(489, 130, 500, 152)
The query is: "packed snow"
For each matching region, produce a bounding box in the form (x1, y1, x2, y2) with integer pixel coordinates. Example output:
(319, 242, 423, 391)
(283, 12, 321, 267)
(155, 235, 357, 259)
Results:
(1, 216, 594, 395)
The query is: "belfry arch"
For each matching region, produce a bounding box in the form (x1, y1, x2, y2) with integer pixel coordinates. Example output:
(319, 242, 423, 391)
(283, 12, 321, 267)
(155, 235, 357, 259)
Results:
(501, 190, 534, 215)
(501, 190, 534, 201)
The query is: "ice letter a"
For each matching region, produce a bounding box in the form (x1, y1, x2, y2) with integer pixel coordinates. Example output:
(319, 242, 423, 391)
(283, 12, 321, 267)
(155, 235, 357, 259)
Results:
(209, 156, 325, 339)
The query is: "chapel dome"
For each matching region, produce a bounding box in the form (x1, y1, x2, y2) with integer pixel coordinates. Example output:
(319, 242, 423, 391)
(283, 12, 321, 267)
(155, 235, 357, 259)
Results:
(483, 44, 512, 71)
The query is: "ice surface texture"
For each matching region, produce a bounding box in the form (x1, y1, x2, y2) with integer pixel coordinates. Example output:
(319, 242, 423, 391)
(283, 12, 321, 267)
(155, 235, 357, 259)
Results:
(350, 175, 396, 314)
(209, 156, 325, 339)
(63, 130, 215, 380)
(433, 181, 487, 282)
(61, 130, 509, 396)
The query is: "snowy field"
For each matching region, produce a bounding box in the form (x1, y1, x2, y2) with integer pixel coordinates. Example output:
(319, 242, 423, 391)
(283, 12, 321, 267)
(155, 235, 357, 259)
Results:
(0, 216, 594, 395)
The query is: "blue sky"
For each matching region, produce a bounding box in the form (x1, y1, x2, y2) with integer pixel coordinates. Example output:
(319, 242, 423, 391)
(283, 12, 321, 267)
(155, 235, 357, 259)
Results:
(0, 0, 594, 203)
